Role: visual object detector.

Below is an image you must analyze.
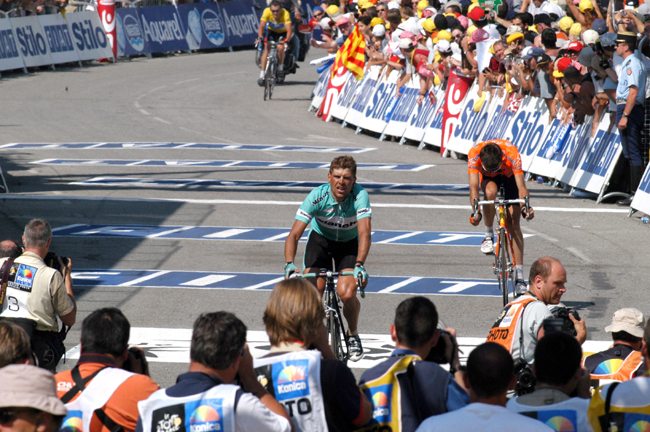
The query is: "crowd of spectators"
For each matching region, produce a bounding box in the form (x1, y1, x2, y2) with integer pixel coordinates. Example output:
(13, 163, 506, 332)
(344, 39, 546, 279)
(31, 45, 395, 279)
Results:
(309, 0, 650, 204)
(2, 219, 650, 431)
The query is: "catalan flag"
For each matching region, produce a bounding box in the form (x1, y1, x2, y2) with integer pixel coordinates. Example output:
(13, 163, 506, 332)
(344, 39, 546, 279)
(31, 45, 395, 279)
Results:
(331, 24, 366, 81)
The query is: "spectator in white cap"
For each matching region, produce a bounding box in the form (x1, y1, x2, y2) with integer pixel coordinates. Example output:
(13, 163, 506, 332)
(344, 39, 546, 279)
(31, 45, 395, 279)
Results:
(0, 364, 67, 432)
(521, 0, 565, 17)
(583, 308, 646, 385)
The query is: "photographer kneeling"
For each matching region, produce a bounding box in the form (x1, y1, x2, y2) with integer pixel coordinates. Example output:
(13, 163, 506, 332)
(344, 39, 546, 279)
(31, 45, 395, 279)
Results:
(507, 332, 592, 432)
(486, 257, 587, 394)
(0, 218, 76, 371)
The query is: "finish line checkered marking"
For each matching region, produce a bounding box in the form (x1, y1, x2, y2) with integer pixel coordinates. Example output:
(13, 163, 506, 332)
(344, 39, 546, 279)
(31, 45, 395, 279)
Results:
(1, 142, 376, 154)
(70, 178, 468, 192)
(32, 159, 433, 171)
(63, 328, 611, 370)
(71, 270, 503, 296)
(54, 224, 531, 247)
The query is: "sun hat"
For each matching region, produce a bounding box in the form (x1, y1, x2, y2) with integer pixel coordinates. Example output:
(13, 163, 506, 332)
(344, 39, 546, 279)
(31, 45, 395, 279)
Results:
(605, 308, 645, 338)
(0, 365, 67, 416)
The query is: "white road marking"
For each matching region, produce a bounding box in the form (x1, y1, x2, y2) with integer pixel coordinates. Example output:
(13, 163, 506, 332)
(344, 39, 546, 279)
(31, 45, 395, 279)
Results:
(376, 231, 424, 244)
(262, 232, 291, 242)
(439, 281, 498, 293)
(154, 117, 171, 124)
(147, 227, 194, 238)
(119, 271, 170, 287)
(243, 277, 285, 290)
(203, 229, 253, 238)
(181, 275, 235, 287)
(379, 277, 423, 293)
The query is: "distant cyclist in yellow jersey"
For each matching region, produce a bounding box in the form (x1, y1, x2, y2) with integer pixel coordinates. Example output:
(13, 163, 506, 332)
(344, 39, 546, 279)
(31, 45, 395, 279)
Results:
(257, 0, 293, 86)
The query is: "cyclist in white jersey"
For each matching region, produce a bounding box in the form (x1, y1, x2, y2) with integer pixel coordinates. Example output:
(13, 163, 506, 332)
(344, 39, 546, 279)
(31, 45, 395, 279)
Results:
(284, 156, 371, 362)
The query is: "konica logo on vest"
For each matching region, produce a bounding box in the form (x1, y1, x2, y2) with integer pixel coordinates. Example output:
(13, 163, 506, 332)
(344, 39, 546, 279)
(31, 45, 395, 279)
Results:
(201, 9, 225, 47)
(60, 410, 83, 432)
(366, 384, 392, 423)
(123, 14, 145, 52)
(188, 403, 224, 432)
(272, 361, 310, 401)
(70, 20, 108, 51)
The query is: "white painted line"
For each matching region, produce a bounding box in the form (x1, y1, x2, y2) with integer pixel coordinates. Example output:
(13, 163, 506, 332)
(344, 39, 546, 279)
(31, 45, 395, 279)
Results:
(52, 223, 86, 233)
(439, 281, 498, 293)
(376, 231, 424, 244)
(379, 277, 423, 293)
(127, 160, 150, 166)
(412, 164, 435, 171)
(139, 109, 150, 116)
(269, 162, 289, 167)
(154, 117, 171, 124)
(118, 271, 170, 287)
(243, 277, 285, 290)
(0, 195, 630, 214)
(181, 275, 235, 287)
(203, 229, 253, 238)
(262, 232, 291, 242)
(147, 226, 194, 238)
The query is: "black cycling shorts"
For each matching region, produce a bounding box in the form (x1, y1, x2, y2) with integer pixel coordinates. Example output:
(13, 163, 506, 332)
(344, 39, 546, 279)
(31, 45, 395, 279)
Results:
(303, 231, 358, 271)
(482, 174, 519, 203)
(266, 31, 286, 43)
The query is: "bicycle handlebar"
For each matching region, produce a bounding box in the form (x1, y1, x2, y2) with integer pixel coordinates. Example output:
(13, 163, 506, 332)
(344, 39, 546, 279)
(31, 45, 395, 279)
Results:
(291, 270, 365, 297)
(472, 196, 531, 219)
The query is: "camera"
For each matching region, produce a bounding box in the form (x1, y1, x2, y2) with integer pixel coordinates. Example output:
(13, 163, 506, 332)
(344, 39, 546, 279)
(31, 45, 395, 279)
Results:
(513, 358, 536, 395)
(426, 329, 453, 364)
(548, 306, 580, 337)
(44, 252, 69, 274)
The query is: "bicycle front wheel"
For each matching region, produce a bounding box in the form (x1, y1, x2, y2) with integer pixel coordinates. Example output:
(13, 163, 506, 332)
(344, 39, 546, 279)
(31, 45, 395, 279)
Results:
(327, 291, 345, 362)
(496, 233, 509, 306)
(269, 61, 276, 99)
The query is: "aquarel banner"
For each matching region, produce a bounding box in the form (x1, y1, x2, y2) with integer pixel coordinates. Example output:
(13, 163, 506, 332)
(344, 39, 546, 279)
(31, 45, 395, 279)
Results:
(136, 5, 189, 53)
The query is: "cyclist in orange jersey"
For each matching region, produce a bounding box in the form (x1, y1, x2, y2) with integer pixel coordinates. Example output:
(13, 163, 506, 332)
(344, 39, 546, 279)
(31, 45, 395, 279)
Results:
(468, 139, 535, 296)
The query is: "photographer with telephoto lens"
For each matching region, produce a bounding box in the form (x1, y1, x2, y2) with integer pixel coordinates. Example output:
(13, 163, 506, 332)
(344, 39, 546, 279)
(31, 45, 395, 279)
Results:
(486, 257, 587, 395)
(0, 219, 76, 371)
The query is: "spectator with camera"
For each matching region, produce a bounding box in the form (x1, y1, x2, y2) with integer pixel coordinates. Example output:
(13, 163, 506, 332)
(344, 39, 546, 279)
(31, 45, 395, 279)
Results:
(583, 308, 645, 385)
(359, 296, 468, 432)
(507, 332, 592, 432)
(254, 278, 372, 432)
(136, 311, 291, 432)
(0, 218, 75, 371)
(486, 257, 587, 389)
(0, 364, 68, 432)
(415, 343, 553, 431)
(55, 308, 159, 432)
(587, 318, 650, 432)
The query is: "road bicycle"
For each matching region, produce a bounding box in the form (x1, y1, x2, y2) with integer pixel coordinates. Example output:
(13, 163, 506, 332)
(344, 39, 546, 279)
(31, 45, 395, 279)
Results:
(471, 188, 530, 306)
(295, 269, 364, 363)
(263, 40, 280, 101)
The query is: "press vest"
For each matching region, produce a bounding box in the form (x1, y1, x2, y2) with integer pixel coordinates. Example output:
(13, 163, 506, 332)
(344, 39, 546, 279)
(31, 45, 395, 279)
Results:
(487, 296, 538, 353)
(253, 350, 327, 432)
(60, 368, 135, 432)
(584, 345, 643, 383)
(588, 377, 650, 432)
(508, 395, 590, 432)
(138, 383, 237, 432)
(359, 355, 424, 432)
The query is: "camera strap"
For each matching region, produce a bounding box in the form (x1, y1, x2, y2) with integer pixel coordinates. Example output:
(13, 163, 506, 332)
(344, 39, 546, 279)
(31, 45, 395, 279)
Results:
(0, 258, 15, 309)
(518, 300, 533, 363)
(605, 382, 620, 432)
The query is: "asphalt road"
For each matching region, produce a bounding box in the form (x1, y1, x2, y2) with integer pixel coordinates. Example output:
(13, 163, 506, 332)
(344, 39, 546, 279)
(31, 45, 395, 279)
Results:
(0, 47, 647, 387)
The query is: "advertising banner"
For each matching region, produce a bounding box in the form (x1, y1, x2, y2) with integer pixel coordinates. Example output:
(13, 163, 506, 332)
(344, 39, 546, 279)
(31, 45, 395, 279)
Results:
(0, 18, 25, 72)
(553, 118, 592, 184)
(421, 93, 445, 148)
(328, 71, 358, 121)
(356, 69, 398, 134)
(503, 96, 552, 171)
(38, 14, 80, 64)
(137, 5, 189, 54)
(343, 65, 381, 128)
(382, 75, 420, 140)
(630, 164, 650, 215)
(309, 65, 332, 112)
(317, 64, 348, 121)
(177, 3, 226, 50)
(65, 11, 113, 61)
(402, 86, 444, 144)
(97, 0, 116, 58)
(10, 16, 53, 68)
(218, 0, 259, 47)
(445, 82, 491, 156)
(527, 118, 567, 179)
(116, 8, 148, 57)
(441, 69, 473, 155)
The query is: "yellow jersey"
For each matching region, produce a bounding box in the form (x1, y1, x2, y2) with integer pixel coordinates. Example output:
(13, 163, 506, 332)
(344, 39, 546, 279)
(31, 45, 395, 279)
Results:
(261, 7, 291, 33)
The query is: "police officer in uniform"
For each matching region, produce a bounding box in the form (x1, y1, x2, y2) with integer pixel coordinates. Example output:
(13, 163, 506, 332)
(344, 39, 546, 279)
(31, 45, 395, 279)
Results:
(615, 31, 647, 206)
(0, 218, 76, 371)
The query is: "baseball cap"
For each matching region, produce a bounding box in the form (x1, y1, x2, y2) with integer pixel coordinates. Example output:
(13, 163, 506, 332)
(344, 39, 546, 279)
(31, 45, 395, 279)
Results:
(370, 17, 385, 27)
(605, 308, 645, 338)
(535, 53, 551, 67)
(436, 39, 452, 52)
(326, 5, 340, 17)
(567, 40, 584, 52)
(336, 15, 350, 26)
(506, 32, 524, 44)
(360, 2, 374, 10)
(445, 0, 462, 9)
(579, 0, 594, 12)
(446, 16, 460, 28)
(578, 46, 596, 67)
(422, 18, 436, 32)
(399, 38, 416, 49)
(558, 16, 574, 32)
(522, 46, 544, 60)
(417, 0, 429, 10)
(457, 15, 469, 28)
(319, 17, 335, 31)
(468, 7, 486, 22)
(387, 1, 400, 9)
(591, 18, 607, 34)
(600, 32, 618, 48)
(434, 13, 449, 30)
(553, 57, 572, 77)
(506, 25, 523, 36)
(582, 29, 599, 46)
(469, 28, 489, 43)
(422, 7, 436, 17)
(372, 23, 386, 36)
(0, 365, 67, 416)
(569, 23, 582, 36)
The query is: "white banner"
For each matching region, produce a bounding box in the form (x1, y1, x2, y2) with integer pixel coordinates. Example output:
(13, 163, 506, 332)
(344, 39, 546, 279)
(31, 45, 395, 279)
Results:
(445, 82, 491, 156)
(65, 11, 114, 61)
(10, 16, 53, 68)
(309, 65, 331, 112)
(421, 89, 445, 148)
(343, 65, 381, 128)
(0, 18, 25, 72)
(328, 71, 357, 121)
(553, 119, 592, 184)
(503, 96, 554, 172)
(402, 85, 444, 144)
(356, 69, 399, 134)
(382, 75, 420, 139)
(631, 164, 650, 214)
(38, 14, 80, 64)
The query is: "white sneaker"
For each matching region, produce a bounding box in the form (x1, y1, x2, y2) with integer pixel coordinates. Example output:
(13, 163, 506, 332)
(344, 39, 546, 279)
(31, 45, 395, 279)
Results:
(347, 334, 363, 362)
(515, 279, 528, 297)
(481, 237, 494, 254)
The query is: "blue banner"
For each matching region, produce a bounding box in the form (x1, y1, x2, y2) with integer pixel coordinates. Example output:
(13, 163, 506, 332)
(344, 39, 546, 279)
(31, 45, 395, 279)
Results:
(137, 5, 189, 53)
(116, 8, 148, 56)
(218, 0, 259, 47)
(177, 3, 226, 50)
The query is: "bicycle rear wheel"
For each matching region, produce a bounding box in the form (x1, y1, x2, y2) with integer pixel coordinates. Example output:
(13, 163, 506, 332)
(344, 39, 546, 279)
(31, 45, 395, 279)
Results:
(496, 233, 509, 306)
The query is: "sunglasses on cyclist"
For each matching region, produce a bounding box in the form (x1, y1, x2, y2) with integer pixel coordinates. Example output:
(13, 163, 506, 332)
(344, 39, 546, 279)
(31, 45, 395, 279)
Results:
(270, 8, 282, 13)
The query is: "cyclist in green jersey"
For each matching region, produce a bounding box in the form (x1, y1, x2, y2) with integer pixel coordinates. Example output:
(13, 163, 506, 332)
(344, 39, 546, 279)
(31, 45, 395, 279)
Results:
(284, 156, 371, 361)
